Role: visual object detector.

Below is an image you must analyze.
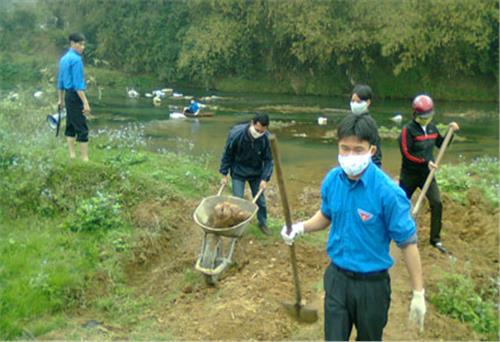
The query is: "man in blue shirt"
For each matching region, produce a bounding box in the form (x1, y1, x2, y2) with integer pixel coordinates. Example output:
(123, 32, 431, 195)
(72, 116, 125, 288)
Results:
(220, 113, 273, 235)
(183, 98, 200, 116)
(57, 33, 92, 161)
(281, 114, 426, 340)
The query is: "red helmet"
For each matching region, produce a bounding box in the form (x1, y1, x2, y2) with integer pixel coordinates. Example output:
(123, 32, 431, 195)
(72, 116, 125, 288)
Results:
(412, 95, 434, 116)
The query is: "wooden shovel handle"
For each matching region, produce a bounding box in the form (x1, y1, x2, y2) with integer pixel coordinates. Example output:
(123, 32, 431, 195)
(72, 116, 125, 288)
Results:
(269, 135, 302, 305)
(412, 128, 454, 215)
(269, 136, 293, 234)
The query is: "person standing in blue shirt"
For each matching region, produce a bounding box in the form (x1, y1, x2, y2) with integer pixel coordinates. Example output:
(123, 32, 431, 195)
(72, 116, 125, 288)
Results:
(281, 114, 426, 341)
(57, 33, 92, 161)
(220, 113, 273, 235)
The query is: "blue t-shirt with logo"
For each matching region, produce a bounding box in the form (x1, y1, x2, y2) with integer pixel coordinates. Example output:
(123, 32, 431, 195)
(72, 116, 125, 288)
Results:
(320, 162, 416, 273)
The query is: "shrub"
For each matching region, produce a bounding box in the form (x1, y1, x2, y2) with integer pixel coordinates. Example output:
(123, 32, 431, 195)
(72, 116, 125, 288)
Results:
(64, 192, 124, 232)
(431, 272, 499, 339)
(437, 156, 499, 207)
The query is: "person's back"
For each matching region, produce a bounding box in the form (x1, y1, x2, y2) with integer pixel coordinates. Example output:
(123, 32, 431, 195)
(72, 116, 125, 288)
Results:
(189, 100, 200, 113)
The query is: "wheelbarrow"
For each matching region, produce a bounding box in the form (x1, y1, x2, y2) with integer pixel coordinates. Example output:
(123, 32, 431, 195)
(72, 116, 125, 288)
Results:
(194, 184, 263, 285)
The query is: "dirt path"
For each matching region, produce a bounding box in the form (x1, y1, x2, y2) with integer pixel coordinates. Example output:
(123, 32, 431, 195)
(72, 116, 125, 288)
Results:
(123, 182, 497, 340)
(42, 183, 498, 340)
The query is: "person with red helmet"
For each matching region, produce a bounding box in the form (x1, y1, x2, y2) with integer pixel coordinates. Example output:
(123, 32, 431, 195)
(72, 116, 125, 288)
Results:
(398, 94, 459, 253)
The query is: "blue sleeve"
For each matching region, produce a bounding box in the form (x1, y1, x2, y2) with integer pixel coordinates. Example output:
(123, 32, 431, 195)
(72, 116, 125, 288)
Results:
(72, 59, 86, 91)
(383, 185, 417, 245)
(320, 172, 333, 220)
(57, 67, 64, 90)
(219, 131, 236, 175)
(261, 137, 273, 181)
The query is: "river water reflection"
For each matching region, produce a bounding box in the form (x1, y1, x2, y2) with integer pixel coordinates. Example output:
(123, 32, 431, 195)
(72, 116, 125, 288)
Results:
(92, 88, 499, 192)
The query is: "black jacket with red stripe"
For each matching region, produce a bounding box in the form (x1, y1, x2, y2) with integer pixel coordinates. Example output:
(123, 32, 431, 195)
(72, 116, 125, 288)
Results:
(398, 120, 448, 174)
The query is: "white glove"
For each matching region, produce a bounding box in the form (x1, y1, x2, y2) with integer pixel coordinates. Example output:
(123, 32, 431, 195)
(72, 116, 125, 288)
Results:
(409, 289, 426, 332)
(280, 222, 304, 245)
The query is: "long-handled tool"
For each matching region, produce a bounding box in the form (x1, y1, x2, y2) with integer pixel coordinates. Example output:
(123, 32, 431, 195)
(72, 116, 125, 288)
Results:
(56, 105, 63, 137)
(412, 128, 454, 216)
(270, 135, 318, 323)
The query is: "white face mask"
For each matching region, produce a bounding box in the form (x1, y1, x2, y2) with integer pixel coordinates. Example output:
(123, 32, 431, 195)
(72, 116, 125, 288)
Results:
(338, 153, 372, 177)
(249, 125, 265, 139)
(350, 101, 369, 115)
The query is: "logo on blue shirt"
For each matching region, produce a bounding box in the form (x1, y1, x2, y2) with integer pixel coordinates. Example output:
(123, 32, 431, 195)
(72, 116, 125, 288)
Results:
(357, 208, 373, 222)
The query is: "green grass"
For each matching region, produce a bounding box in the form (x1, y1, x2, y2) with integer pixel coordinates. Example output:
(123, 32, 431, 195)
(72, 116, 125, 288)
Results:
(437, 156, 499, 207)
(0, 90, 215, 339)
(0, 217, 130, 338)
(430, 271, 499, 340)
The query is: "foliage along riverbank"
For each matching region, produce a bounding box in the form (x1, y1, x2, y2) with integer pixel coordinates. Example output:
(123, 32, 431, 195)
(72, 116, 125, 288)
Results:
(1, 0, 498, 101)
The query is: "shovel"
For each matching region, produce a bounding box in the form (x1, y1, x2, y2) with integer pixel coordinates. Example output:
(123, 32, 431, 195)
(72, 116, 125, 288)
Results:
(269, 135, 318, 323)
(412, 128, 454, 216)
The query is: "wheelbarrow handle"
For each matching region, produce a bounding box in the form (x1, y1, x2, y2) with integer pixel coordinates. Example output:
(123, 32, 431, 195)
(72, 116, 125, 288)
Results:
(216, 182, 226, 196)
(252, 188, 264, 204)
(217, 180, 263, 203)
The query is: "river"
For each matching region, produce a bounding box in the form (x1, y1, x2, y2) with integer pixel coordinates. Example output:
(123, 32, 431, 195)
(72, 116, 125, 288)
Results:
(91, 87, 499, 192)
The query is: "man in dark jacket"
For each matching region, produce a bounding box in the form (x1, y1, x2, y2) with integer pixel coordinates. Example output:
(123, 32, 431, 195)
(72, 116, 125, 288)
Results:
(398, 94, 459, 253)
(219, 113, 273, 235)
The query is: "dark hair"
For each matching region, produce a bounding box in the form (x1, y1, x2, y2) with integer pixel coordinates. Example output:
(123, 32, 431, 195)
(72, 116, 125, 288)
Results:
(69, 33, 86, 43)
(337, 114, 379, 145)
(352, 84, 373, 101)
(252, 112, 270, 127)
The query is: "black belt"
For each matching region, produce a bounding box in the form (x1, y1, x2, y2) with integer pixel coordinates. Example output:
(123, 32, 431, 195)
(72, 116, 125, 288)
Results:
(332, 263, 388, 280)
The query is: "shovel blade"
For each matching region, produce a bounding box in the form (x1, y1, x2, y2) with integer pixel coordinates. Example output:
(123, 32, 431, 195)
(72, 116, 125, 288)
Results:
(282, 301, 318, 323)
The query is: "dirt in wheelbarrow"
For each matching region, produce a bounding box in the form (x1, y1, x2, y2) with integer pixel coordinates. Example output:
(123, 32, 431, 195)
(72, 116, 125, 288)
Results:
(209, 201, 252, 228)
(43, 184, 498, 340)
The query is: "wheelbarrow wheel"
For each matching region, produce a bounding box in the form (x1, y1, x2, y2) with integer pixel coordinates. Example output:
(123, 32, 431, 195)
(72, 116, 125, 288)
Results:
(200, 235, 223, 286)
(204, 273, 218, 286)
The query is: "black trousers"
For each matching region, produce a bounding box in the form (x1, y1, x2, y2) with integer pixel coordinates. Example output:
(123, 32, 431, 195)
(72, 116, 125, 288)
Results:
(324, 263, 391, 341)
(64, 90, 88, 142)
(399, 171, 442, 244)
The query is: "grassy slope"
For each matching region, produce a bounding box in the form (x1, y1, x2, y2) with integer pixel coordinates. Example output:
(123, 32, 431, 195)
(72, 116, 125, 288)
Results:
(0, 90, 217, 338)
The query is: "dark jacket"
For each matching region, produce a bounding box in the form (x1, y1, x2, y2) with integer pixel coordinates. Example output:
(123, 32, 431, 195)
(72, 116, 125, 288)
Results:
(398, 119, 450, 174)
(219, 123, 273, 181)
(360, 112, 382, 167)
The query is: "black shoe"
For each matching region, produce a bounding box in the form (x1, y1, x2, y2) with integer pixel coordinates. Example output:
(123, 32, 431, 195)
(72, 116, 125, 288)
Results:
(431, 241, 448, 254)
(258, 224, 272, 236)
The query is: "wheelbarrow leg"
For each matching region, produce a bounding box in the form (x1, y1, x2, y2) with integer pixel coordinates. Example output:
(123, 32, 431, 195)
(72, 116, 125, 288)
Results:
(226, 237, 238, 264)
(198, 233, 223, 285)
